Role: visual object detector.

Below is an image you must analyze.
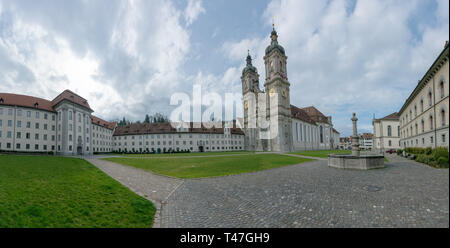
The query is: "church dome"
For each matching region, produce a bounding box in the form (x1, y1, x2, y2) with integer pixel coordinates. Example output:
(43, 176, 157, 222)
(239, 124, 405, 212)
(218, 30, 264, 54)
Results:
(242, 52, 258, 75)
(265, 27, 285, 55)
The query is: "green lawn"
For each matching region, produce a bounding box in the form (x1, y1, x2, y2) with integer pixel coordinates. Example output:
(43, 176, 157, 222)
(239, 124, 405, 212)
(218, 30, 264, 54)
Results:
(121, 151, 254, 157)
(289, 150, 351, 158)
(0, 156, 156, 228)
(104, 154, 314, 179)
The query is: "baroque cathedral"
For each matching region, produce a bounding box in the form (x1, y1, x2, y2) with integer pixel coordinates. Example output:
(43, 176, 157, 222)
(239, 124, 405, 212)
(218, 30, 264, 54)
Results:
(241, 26, 339, 152)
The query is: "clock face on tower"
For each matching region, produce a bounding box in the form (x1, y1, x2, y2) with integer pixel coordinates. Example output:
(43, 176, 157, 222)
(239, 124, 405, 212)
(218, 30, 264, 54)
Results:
(269, 88, 276, 97)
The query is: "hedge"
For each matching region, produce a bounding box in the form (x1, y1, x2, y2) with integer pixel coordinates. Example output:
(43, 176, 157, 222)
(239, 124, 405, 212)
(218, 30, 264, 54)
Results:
(403, 146, 449, 168)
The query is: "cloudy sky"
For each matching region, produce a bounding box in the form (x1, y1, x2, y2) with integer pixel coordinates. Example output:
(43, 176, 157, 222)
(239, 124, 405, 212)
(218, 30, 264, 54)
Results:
(0, 0, 448, 136)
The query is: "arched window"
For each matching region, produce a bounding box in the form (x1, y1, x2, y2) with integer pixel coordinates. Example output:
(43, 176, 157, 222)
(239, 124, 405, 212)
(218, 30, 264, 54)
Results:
(442, 109, 446, 126)
(421, 119, 424, 133)
(430, 115, 433, 130)
(415, 123, 418, 135)
(440, 80, 445, 98)
(414, 105, 417, 116)
(319, 126, 323, 143)
(388, 140, 392, 147)
(428, 90, 433, 106)
(397, 126, 400, 136)
(420, 99, 424, 112)
(387, 125, 392, 136)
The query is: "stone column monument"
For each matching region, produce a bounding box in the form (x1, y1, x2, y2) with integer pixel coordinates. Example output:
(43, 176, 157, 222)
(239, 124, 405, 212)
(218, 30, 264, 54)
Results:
(351, 113, 360, 157)
(328, 113, 385, 170)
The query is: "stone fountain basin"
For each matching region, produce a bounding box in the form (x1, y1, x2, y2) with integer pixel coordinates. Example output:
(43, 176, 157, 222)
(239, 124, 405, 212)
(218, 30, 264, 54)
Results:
(328, 154, 385, 170)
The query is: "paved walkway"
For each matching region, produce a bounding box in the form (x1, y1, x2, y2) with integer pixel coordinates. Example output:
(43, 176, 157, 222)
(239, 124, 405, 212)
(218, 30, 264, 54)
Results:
(87, 154, 449, 228)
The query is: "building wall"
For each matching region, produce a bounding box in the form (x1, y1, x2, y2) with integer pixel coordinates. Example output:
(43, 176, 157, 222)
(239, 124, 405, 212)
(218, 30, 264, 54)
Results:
(92, 124, 114, 153)
(54, 101, 93, 155)
(373, 119, 400, 152)
(291, 118, 335, 151)
(0, 106, 57, 152)
(400, 52, 449, 149)
(112, 130, 245, 153)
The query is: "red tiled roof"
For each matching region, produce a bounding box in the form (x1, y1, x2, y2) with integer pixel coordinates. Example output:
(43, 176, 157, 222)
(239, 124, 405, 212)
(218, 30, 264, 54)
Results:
(301, 106, 328, 123)
(361, 133, 373, 139)
(113, 122, 244, 136)
(379, 112, 399, 120)
(91, 115, 116, 130)
(0, 93, 56, 112)
(51, 89, 93, 111)
(290, 105, 316, 125)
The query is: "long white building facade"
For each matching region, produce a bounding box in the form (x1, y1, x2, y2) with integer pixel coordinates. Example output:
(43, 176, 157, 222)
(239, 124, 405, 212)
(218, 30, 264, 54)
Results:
(0, 90, 115, 155)
(0, 90, 245, 155)
(399, 42, 449, 149)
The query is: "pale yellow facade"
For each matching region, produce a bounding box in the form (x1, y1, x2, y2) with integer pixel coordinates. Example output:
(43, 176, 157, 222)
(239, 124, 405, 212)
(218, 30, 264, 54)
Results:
(399, 43, 449, 149)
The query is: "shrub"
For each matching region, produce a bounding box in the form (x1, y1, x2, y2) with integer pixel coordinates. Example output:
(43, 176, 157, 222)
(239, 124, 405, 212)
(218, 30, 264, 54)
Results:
(432, 147, 449, 161)
(424, 147, 433, 155)
(415, 154, 433, 164)
(436, 157, 449, 168)
(396, 149, 403, 155)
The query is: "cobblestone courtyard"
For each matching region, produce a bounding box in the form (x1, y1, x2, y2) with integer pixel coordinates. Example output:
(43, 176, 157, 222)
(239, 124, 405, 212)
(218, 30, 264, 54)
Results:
(89, 154, 449, 228)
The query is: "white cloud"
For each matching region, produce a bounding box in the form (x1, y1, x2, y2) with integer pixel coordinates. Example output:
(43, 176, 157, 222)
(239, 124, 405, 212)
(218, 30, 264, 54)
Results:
(0, 0, 193, 121)
(184, 0, 205, 26)
(220, 0, 448, 136)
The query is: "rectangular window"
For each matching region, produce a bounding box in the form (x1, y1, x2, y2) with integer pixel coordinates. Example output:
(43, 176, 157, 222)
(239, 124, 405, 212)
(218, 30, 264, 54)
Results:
(35, 134, 39, 140)
(8, 109, 12, 115)
(44, 113, 48, 120)
(17, 109, 22, 116)
(7, 120, 12, 127)
(17, 120, 21, 128)
(44, 124, 47, 130)
(35, 123, 39, 129)
(36, 112, 39, 119)
(16, 132, 21, 139)
(7, 131, 12, 138)
(442, 134, 446, 143)
(0, 119, 2, 127)
(27, 111, 31, 117)
(27, 122, 31, 128)
(35, 144, 39, 150)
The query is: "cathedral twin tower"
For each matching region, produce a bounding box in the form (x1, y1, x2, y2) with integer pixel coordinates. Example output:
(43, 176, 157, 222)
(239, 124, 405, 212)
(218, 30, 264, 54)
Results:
(241, 26, 294, 152)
